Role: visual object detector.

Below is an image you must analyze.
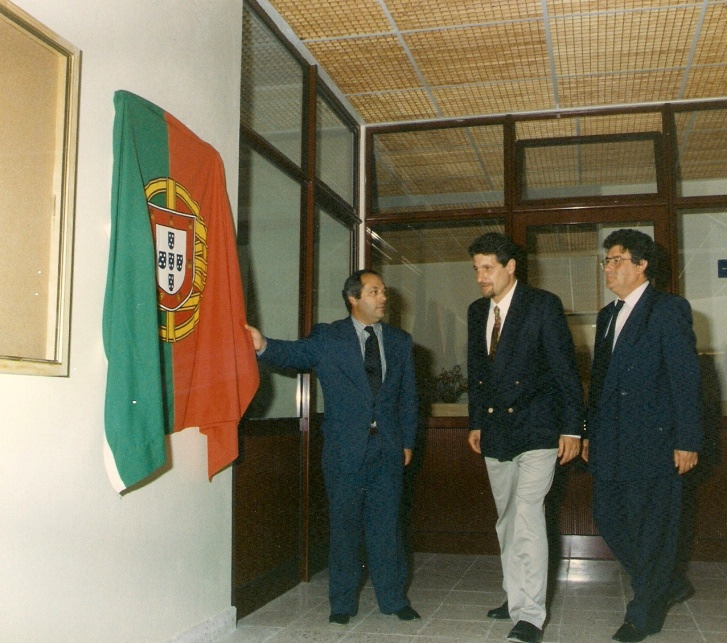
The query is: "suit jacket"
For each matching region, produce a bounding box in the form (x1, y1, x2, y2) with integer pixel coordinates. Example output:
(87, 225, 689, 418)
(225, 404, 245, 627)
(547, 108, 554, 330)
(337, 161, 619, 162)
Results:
(468, 282, 584, 461)
(587, 285, 702, 480)
(259, 317, 418, 473)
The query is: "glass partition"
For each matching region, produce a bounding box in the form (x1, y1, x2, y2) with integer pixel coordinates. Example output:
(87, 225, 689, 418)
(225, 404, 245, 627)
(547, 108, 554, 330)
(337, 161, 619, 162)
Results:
(674, 108, 727, 198)
(311, 208, 353, 413)
(316, 95, 355, 205)
(370, 125, 505, 213)
(515, 111, 663, 201)
(238, 148, 302, 419)
(677, 208, 727, 415)
(370, 219, 504, 415)
(519, 135, 659, 200)
(241, 5, 304, 165)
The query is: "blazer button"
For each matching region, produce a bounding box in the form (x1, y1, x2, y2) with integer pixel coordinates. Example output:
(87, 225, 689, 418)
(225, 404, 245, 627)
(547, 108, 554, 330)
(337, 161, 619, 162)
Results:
(620, 391, 628, 396)
(478, 380, 484, 386)
(514, 380, 520, 386)
(487, 407, 494, 414)
(507, 407, 514, 413)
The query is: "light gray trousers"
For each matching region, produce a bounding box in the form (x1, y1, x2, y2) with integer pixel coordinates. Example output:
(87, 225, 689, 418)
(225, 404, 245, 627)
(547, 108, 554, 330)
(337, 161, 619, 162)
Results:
(485, 448, 558, 628)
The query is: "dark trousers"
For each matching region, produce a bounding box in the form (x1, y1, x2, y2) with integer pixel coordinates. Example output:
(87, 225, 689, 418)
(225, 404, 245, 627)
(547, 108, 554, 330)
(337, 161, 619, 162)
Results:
(323, 436, 407, 614)
(593, 474, 682, 632)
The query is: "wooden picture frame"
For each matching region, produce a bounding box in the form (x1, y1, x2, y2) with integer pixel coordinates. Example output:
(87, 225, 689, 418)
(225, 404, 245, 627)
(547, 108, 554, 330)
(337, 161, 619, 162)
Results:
(0, 1, 80, 375)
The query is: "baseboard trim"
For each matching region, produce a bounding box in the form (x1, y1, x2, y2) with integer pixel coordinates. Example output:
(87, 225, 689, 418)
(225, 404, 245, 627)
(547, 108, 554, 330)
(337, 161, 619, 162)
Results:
(166, 606, 236, 642)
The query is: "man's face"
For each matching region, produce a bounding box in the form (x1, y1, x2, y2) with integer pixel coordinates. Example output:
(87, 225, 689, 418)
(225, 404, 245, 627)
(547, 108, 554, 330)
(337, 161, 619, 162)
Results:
(472, 253, 516, 302)
(350, 273, 387, 325)
(603, 245, 648, 299)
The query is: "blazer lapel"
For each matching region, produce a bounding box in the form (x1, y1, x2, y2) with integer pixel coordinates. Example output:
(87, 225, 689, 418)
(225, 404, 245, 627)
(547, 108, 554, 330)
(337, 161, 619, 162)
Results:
(339, 318, 369, 391)
(490, 283, 524, 375)
(380, 324, 396, 388)
(601, 285, 655, 394)
(469, 298, 492, 374)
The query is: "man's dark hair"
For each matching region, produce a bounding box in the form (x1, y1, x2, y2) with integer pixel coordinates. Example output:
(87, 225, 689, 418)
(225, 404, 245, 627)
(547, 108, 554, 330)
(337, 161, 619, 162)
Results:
(342, 269, 382, 312)
(603, 229, 657, 280)
(468, 232, 519, 267)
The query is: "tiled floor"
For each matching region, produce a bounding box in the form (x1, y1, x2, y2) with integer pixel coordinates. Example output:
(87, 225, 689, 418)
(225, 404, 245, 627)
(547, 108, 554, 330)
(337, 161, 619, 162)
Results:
(220, 554, 727, 642)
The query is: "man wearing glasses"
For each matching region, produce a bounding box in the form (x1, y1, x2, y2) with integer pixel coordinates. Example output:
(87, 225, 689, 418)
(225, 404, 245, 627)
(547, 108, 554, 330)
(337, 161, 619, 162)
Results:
(583, 229, 702, 643)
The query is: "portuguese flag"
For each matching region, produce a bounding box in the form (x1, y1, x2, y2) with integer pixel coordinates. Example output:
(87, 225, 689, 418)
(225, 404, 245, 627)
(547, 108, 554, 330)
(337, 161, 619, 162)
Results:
(102, 90, 258, 492)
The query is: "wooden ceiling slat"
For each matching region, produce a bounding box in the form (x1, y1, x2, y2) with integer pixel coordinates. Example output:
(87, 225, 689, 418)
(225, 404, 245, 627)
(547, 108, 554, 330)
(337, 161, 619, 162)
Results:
(386, 0, 542, 31)
(405, 22, 550, 86)
(348, 91, 437, 123)
(552, 8, 699, 76)
(692, 4, 727, 66)
(558, 70, 684, 108)
(684, 66, 727, 100)
(306, 36, 422, 94)
(268, 0, 390, 39)
(433, 80, 555, 118)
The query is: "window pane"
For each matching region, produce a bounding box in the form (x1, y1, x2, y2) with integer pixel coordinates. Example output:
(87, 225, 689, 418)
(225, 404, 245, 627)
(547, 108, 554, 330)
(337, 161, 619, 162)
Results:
(521, 137, 658, 199)
(311, 208, 352, 413)
(370, 125, 504, 213)
(316, 95, 355, 205)
(677, 208, 727, 415)
(516, 112, 662, 200)
(241, 5, 303, 165)
(370, 220, 504, 413)
(675, 108, 727, 198)
(238, 148, 302, 419)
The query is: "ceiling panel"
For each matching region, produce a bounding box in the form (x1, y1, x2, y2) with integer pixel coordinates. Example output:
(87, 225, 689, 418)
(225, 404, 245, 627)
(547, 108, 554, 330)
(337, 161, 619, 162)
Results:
(266, 0, 389, 38)
(306, 36, 421, 94)
(404, 22, 550, 86)
(387, 0, 543, 31)
(432, 80, 556, 119)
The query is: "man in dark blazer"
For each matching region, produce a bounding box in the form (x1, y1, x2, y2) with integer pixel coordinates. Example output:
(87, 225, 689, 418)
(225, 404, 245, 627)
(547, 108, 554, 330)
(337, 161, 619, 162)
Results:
(584, 229, 702, 643)
(246, 269, 420, 625)
(467, 233, 583, 643)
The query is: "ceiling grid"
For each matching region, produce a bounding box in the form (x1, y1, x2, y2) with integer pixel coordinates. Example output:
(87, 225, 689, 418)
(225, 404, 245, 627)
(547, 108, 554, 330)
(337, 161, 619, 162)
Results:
(267, 0, 727, 125)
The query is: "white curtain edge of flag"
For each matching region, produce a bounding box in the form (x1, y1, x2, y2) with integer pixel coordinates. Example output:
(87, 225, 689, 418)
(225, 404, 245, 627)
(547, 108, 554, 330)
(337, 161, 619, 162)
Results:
(103, 436, 127, 493)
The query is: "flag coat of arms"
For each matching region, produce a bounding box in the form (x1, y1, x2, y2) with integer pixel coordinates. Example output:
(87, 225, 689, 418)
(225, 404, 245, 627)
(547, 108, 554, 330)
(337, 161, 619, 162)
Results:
(102, 90, 259, 492)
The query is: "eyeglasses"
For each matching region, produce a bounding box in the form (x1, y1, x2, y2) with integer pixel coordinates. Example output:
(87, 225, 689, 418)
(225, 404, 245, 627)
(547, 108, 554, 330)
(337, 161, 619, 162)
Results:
(600, 255, 632, 269)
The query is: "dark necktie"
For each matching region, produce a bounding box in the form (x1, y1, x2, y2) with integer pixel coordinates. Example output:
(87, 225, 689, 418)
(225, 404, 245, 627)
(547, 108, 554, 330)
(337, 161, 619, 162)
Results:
(589, 299, 625, 409)
(604, 299, 625, 356)
(488, 305, 501, 362)
(364, 326, 382, 396)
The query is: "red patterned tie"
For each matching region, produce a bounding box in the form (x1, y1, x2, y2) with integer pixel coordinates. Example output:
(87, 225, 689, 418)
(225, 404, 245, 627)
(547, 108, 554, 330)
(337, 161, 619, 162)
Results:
(489, 305, 501, 361)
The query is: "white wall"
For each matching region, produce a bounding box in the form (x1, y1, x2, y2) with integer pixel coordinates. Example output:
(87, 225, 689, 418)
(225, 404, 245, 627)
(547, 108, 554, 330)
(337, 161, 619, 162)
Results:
(0, 1, 243, 640)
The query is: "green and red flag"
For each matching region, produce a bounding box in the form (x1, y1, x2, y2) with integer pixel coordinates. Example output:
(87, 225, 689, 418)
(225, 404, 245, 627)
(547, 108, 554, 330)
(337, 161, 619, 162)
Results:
(102, 90, 258, 492)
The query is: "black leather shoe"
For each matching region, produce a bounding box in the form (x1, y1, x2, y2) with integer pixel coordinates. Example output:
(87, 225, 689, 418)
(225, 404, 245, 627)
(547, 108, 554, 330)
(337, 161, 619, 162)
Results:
(507, 620, 543, 643)
(612, 621, 647, 642)
(384, 605, 421, 620)
(328, 613, 350, 625)
(487, 600, 509, 620)
(666, 582, 695, 609)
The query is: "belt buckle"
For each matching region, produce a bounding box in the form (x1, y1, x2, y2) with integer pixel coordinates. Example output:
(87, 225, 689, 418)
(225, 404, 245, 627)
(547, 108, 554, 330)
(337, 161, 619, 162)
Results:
(369, 422, 378, 435)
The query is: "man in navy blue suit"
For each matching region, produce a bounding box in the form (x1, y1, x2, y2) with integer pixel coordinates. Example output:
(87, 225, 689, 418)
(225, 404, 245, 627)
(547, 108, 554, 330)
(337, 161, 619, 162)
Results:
(584, 229, 702, 643)
(246, 269, 420, 625)
(467, 233, 584, 643)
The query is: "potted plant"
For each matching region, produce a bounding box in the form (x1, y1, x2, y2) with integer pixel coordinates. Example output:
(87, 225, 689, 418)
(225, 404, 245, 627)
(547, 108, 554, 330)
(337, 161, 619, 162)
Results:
(434, 365, 467, 403)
